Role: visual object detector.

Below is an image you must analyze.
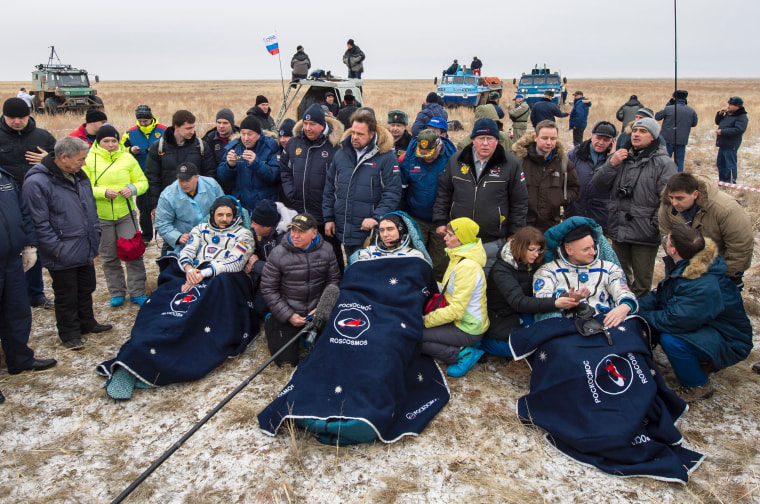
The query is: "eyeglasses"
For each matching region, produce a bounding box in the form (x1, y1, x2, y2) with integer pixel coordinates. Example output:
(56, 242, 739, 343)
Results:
(473, 136, 497, 144)
(527, 247, 544, 254)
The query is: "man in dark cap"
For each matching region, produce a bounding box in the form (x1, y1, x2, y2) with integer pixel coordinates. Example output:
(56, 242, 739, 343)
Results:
(123, 104, 167, 243)
(244, 199, 284, 318)
(445, 59, 459, 75)
(291, 45, 311, 81)
(69, 108, 108, 146)
(336, 94, 358, 129)
(0, 97, 57, 309)
(470, 56, 482, 75)
(202, 108, 240, 194)
(715, 96, 748, 183)
(281, 103, 345, 269)
(411, 92, 448, 137)
(655, 90, 698, 172)
(434, 117, 529, 275)
(387, 110, 411, 159)
(277, 118, 296, 151)
(343, 39, 366, 79)
(246, 96, 276, 131)
(534, 221, 638, 329)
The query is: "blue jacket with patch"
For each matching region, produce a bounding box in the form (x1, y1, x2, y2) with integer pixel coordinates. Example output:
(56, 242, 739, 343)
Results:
(400, 135, 457, 222)
(0, 167, 36, 261)
(569, 97, 591, 129)
(217, 135, 280, 214)
(122, 117, 167, 169)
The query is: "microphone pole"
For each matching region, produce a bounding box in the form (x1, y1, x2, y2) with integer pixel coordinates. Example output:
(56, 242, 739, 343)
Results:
(110, 285, 340, 504)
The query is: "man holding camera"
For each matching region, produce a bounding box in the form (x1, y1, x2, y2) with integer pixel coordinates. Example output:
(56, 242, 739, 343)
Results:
(592, 118, 677, 298)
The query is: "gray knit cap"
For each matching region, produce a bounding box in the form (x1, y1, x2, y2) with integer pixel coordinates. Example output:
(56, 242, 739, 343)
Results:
(632, 117, 660, 139)
(216, 108, 235, 125)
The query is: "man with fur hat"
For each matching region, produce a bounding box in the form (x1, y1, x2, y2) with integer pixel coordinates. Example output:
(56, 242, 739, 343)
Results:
(565, 120, 618, 231)
(68, 108, 107, 146)
(387, 110, 412, 159)
(433, 117, 528, 275)
(512, 120, 579, 233)
(123, 104, 167, 242)
(592, 117, 677, 297)
(411, 92, 448, 137)
(659, 172, 752, 289)
(639, 225, 752, 402)
(655, 90, 698, 172)
(533, 219, 638, 329)
(246, 95, 276, 131)
(281, 103, 345, 269)
(714, 96, 748, 183)
(218, 115, 280, 215)
(0, 97, 57, 309)
(400, 129, 458, 280)
(323, 109, 402, 259)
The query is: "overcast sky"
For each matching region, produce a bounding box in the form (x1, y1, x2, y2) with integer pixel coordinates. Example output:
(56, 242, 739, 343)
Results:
(3, 0, 758, 82)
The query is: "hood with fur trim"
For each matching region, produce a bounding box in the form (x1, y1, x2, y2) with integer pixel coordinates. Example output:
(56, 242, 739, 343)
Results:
(680, 238, 719, 280)
(511, 131, 568, 161)
(339, 124, 395, 154)
(292, 115, 344, 147)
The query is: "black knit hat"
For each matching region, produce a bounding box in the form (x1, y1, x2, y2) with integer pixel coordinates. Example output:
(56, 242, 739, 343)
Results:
(563, 225, 594, 244)
(3, 97, 30, 118)
(240, 115, 262, 134)
(86, 109, 107, 123)
(251, 199, 280, 227)
(255, 95, 269, 106)
(216, 108, 235, 125)
(279, 118, 296, 137)
(95, 124, 119, 143)
(135, 104, 152, 119)
(470, 118, 499, 139)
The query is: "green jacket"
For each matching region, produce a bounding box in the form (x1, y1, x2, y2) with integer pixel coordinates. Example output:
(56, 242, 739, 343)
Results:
(424, 239, 489, 335)
(82, 143, 149, 221)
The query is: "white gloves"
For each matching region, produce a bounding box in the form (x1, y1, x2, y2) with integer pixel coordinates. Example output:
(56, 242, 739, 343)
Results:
(22, 246, 37, 272)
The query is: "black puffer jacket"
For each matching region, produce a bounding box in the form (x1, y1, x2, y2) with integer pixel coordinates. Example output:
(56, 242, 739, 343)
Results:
(260, 234, 341, 324)
(245, 106, 276, 131)
(565, 139, 613, 231)
(591, 142, 677, 245)
(433, 144, 528, 242)
(715, 107, 748, 150)
(145, 127, 216, 207)
(485, 241, 556, 341)
(280, 116, 344, 223)
(0, 167, 36, 260)
(0, 116, 56, 185)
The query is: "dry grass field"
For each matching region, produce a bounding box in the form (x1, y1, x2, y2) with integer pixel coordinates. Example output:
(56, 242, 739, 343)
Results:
(0, 79, 759, 504)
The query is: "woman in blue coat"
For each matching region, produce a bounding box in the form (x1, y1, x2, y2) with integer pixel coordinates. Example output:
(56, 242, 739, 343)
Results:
(638, 224, 753, 402)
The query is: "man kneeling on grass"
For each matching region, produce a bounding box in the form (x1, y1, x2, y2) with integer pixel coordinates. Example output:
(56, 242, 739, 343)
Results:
(638, 224, 753, 402)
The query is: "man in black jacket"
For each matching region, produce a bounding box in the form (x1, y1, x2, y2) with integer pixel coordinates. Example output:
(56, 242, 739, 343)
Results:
(146, 109, 216, 211)
(0, 97, 57, 310)
(530, 91, 568, 129)
(433, 118, 529, 275)
(0, 166, 57, 379)
(715, 96, 748, 184)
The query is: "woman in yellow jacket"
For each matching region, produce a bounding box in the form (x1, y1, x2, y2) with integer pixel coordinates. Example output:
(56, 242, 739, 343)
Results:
(83, 125, 149, 307)
(423, 217, 489, 377)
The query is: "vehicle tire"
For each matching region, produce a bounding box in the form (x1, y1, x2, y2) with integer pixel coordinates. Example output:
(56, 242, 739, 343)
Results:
(93, 96, 104, 108)
(45, 97, 60, 115)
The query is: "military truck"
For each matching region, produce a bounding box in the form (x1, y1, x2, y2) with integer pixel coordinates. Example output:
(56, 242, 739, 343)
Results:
(30, 47, 103, 115)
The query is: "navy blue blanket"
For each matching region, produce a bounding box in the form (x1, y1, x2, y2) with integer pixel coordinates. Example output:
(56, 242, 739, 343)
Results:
(258, 256, 450, 444)
(509, 316, 704, 484)
(97, 259, 257, 386)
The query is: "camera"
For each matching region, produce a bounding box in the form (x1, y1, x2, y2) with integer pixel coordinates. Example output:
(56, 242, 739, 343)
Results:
(616, 185, 634, 199)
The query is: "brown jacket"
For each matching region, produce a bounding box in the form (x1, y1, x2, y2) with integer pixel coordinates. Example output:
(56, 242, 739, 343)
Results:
(512, 134, 579, 232)
(659, 175, 753, 277)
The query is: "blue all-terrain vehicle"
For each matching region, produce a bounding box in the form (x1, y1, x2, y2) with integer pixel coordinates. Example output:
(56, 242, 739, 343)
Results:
(514, 65, 567, 107)
(435, 66, 503, 108)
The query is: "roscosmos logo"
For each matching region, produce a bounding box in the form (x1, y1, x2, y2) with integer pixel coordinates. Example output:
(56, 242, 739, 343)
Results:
(333, 308, 370, 339)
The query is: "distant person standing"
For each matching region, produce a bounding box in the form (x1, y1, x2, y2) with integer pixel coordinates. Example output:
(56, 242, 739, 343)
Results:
(16, 88, 34, 109)
(485, 92, 505, 119)
(290, 45, 311, 80)
(568, 90, 591, 146)
(715, 96, 748, 184)
(343, 39, 365, 79)
(411, 92, 448, 137)
(445, 60, 459, 75)
(655, 90, 698, 172)
(123, 104, 167, 242)
(508, 94, 530, 140)
(470, 56, 482, 75)
(617, 94, 644, 131)
(246, 96, 276, 132)
(530, 91, 568, 129)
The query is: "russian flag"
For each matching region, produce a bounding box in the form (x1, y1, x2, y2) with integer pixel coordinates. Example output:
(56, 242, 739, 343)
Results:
(263, 33, 279, 55)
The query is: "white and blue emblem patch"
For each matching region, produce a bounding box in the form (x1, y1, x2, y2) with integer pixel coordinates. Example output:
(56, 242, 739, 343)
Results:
(533, 278, 545, 291)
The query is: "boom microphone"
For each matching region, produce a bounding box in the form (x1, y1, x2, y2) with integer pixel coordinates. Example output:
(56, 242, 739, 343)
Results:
(310, 284, 340, 331)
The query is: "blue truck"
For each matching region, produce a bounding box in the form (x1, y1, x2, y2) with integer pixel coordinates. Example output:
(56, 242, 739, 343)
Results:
(514, 65, 566, 107)
(436, 66, 503, 108)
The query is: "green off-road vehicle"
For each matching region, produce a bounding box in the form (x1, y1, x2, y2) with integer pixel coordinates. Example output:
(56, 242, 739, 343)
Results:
(31, 47, 103, 114)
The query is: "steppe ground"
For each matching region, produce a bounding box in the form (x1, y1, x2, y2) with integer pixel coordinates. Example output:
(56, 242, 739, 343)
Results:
(0, 79, 759, 504)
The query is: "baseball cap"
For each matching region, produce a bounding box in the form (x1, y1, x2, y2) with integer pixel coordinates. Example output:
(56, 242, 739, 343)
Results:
(288, 213, 318, 231)
(426, 117, 448, 131)
(416, 130, 441, 160)
(176, 162, 199, 180)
